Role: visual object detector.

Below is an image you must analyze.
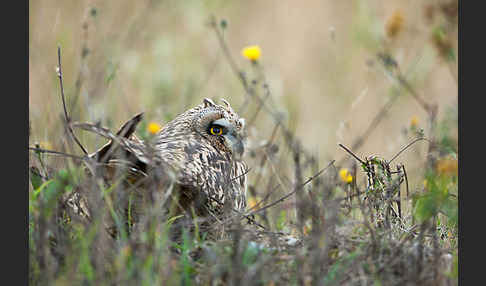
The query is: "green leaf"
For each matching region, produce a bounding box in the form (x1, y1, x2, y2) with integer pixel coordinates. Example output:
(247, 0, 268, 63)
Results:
(414, 194, 437, 222)
(167, 215, 185, 227)
(29, 167, 44, 190)
(33, 180, 54, 199)
(414, 171, 457, 224)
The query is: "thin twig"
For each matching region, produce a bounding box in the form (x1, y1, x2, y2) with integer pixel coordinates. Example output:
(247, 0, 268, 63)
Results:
(351, 93, 399, 152)
(246, 184, 281, 212)
(397, 165, 402, 219)
(69, 6, 91, 113)
(338, 143, 366, 165)
(247, 160, 335, 216)
(57, 46, 89, 155)
(29, 146, 88, 161)
(208, 15, 248, 94)
(248, 82, 271, 127)
(250, 122, 280, 191)
(396, 74, 432, 113)
(389, 137, 430, 164)
(211, 160, 335, 229)
(230, 167, 252, 183)
(207, 195, 266, 230)
(402, 164, 409, 198)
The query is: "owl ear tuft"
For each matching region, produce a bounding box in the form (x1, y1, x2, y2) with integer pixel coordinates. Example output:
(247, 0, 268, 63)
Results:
(220, 98, 237, 115)
(220, 98, 231, 108)
(203, 98, 216, 108)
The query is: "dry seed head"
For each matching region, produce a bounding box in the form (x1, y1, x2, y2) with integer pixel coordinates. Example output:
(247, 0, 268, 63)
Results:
(436, 158, 458, 176)
(386, 10, 405, 38)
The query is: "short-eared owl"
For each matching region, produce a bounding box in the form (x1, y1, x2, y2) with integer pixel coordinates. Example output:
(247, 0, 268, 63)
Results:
(80, 98, 248, 227)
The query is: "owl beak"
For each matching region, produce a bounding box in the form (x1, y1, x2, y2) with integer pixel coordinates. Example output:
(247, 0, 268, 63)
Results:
(224, 133, 244, 159)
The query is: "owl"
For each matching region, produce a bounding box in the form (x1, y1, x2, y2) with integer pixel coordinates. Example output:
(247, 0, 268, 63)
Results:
(70, 98, 248, 232)
(152, 98, 248, 216)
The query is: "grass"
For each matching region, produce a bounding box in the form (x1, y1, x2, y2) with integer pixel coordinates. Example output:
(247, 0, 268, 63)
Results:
(29, 1, 458, 285)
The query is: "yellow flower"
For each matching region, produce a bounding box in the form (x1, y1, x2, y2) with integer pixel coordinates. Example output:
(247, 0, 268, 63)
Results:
(410, 116, 419, 128)
(147, 122, 162, 135)
(241, 45, 261, 61)
(386, 10, 405, 38)
(339, 168, 353, 183)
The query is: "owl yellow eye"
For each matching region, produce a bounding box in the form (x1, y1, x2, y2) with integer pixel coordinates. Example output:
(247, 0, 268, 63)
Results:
(210, 126, 223, 136)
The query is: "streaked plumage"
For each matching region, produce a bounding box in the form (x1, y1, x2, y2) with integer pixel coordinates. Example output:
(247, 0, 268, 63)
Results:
(69, 98, 248, 231)
(153, 98, 248, 215)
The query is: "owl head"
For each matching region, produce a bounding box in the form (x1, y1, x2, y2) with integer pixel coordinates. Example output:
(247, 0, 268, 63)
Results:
(160, 98, 246, 158)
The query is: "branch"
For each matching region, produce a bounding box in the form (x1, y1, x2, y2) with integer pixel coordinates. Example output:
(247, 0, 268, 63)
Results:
(29, 146, 88, 161)
(208, 15, 248, 94)
(246, 160, 336, 216)
(57, 45, 89, 155)
(388, 137, 430, 164)
(338, 143, 366, 165)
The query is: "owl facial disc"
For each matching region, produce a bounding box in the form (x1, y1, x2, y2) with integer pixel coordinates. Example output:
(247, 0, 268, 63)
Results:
(212, 118, 244, 158)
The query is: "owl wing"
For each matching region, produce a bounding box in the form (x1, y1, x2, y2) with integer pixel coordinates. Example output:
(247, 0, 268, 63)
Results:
(233, 159, 248, 211)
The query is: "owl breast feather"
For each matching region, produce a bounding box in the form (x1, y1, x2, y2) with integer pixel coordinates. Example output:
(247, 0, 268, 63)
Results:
(155, 135, 247, 214)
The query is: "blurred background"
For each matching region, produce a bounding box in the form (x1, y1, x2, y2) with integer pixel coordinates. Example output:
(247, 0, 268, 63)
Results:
(29, 0, 458, 189)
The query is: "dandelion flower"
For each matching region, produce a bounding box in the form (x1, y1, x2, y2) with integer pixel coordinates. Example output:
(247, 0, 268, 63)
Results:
(410, 116, 419, 128)
(147, 122, 162, 135)
(339, 168, 353, 183)
(386, 10, 405, 38)
(241, 45, 261, 61)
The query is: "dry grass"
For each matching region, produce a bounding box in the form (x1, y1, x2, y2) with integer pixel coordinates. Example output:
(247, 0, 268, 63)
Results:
(29, 1, 458, 285)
